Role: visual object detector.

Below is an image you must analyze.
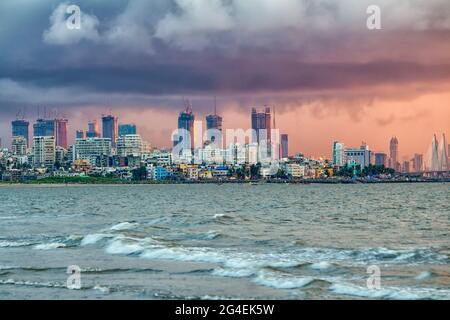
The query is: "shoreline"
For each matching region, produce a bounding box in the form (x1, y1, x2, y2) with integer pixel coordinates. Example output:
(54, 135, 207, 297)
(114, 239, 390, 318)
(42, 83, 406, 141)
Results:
(1, 179, 449, 187)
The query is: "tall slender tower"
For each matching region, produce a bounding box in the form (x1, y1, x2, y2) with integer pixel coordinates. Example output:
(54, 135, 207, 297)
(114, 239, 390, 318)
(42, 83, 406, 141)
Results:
(55, 118, 68, 149)
(251, 107, 271, 144)
(87, 120, 101, 138)
(102, 115, 118, 148)
(175, 99, 195, 150)
(389, 137, 399, 170)
(206, 99, 223, 147)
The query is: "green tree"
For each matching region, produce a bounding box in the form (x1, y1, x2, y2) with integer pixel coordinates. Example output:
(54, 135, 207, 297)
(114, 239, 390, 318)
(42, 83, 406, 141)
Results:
(132, 166, 147, 181)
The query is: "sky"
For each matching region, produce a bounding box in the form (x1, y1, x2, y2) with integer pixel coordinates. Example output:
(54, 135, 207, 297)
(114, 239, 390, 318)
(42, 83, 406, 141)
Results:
(0, 0, 449, 159)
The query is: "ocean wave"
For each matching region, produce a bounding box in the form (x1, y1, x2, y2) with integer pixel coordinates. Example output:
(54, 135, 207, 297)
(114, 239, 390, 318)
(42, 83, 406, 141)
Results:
(212, 267, 255, 278)
(140, 246, 224, 264)
(213, 213, 232, 219)
(310, 261, 333, 271)
(105, 239, 144, 255)
(0, 278, 66, 288)
(0, 240, 33, 248)
(254, 271, 315, 289)
(330, 283, 450, 300)
(110, 222, 139, 231)
(93, 284, 110, 294)
(81, 233, 114, 246)
(415, 271, 433, 281)
(33, 243, 66, 250)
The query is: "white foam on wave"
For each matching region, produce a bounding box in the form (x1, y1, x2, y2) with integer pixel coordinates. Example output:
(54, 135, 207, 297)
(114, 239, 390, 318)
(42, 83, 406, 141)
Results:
(204, 230, 221, 240)
(110, 222, 139, 231)
(81, 233, 113, 246)
(0, 278, 65, 288)
(105, 239, 144, 255)
(310, 261, 333, 271)
(33, 243, 66, 250)
(330, 283, 450, 300)
(93, 284, 110, 294)
(212, 267, 256, 278)
(140, 246, 224, 264)
(0, 240, 33, 248)
(213, 213, 232, 219)
(254, 271, 314, 289)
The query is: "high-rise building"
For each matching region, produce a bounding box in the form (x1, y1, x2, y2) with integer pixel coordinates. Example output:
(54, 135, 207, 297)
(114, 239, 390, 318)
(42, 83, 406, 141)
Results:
(118, 124, 137, 137)
(55, 118, 68, 149)
(175, 103, 195, 150)
(102, 115, 118, 148)
(374, 153, 388, 167)
(389, 136, 399, 171)
(73, 138, 112, 165)
(33, 119, 55, 138)
(281, 134, 289, 159)
(76, 130, 85, 139)
(402, 160, 410, 173)
(251, 107, 271, 144)
(412, 154, 423, 172)
(11, 136, 27, 156)
(333, 141, 345, 167)
(117, 134, 142, 157)
(11, 120, 30, 148)
(206, 109, 223, 147)
(33, 136, 55, 168)
(87, 120, 101, 138)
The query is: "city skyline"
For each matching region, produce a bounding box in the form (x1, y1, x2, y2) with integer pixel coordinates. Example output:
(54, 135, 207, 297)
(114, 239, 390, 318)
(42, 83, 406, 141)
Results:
(3, 105, 449, 162)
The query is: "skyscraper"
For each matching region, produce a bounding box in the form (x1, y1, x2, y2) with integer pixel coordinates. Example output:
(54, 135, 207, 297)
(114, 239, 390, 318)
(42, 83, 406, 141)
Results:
(87, 120, 100, 138)
(374, 153, 388, 167)
(402, 161, 410, 173)
(389, 137, 399, 170)
(206, 105, 222, 147)
(412, 154, 423, 172)
(33, 136, 55, 168)
(280, 134, 289, 159)
(102, 115, 118, 148)
(118, 123, 137, 137)
(251, 107, 271, 144)
(333, 141, 345, 167)
(175, 102, 195, 150)
(55, 118, 68, 149)
(11, 120, 30, 148)
(33, 119, 55, 137)
(76, 130, 85, 139)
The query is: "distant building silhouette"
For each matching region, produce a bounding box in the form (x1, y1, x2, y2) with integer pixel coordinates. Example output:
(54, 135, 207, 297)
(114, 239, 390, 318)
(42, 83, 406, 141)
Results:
(102, 115, 118, 148)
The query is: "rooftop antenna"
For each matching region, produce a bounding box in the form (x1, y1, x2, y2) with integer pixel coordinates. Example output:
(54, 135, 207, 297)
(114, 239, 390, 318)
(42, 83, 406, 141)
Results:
(182, 97, 192, 113)
(273, 106, 276, 129)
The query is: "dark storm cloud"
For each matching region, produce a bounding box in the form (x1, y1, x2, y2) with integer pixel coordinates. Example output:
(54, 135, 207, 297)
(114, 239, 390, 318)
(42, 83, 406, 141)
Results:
(1, 0, 450, 118)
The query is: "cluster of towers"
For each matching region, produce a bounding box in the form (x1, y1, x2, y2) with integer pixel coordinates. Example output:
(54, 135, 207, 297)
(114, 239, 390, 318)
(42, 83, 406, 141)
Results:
(173, 100, 289, 158)
(11, 118, 68, 150)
